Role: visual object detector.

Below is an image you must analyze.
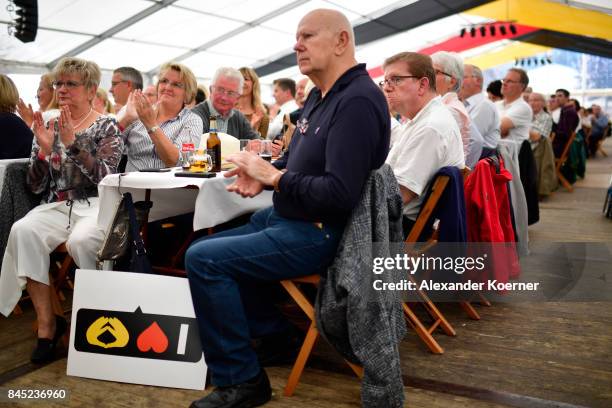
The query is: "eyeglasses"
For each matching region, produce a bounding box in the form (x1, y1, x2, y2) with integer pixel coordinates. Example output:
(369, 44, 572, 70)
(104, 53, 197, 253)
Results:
(158, 78, 185, 89)
(212, 85, 240, 98)
(378, 76, 420, 87)
(501, 78, 520, 85)
(435, 69, 453, 78)
(111, 80, 128, 87)
(52, 80, 84, 90)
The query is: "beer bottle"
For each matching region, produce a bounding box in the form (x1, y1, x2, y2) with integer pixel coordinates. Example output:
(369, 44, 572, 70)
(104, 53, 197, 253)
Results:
(207, 116, 221, 172)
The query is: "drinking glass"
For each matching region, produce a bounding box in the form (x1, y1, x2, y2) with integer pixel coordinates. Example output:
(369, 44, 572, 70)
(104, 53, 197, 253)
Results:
(189, 151, 213, 172)
(259, 140, 272, 162)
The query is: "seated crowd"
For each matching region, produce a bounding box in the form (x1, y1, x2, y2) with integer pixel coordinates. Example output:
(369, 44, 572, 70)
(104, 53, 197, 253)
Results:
(0, 7, 610, 408)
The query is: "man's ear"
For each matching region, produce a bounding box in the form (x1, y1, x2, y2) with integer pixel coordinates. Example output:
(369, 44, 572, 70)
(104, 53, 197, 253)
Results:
(334, 30, 350, 56)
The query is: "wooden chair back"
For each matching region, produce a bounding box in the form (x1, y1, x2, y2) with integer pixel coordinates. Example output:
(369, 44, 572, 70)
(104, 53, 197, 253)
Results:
(554, 131, 577, 192)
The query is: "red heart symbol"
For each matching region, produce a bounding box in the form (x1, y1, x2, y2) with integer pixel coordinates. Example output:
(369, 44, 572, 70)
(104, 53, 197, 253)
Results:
(136, 322, 168, 353)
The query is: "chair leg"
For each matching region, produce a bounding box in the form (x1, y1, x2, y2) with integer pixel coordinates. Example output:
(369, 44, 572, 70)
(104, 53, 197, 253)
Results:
(557, 171, 574, 192)
(284, 321, 319, 397)
(402, 303, 444, 354)
(478, 293, 492, 307)
(459, 301, 481, 320)
(410, 279, 456, 337)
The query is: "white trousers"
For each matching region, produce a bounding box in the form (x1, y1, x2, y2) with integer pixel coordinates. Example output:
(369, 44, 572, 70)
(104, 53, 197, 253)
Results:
(0, 199, 104, 316)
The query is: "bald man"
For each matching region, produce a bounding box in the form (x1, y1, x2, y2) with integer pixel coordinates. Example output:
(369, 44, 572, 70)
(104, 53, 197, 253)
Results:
(186, 9, 390, 408)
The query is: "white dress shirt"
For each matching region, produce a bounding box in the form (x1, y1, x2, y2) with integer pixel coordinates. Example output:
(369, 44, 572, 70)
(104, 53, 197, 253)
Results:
(386, 96, 465, 220)
(465, 92, 500, 149)
(267, 99, 299, 139)
(496, 98, 533, 142)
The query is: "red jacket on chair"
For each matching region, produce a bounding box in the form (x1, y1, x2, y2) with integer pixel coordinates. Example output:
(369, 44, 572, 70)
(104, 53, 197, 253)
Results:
(464, 157, 520, 285)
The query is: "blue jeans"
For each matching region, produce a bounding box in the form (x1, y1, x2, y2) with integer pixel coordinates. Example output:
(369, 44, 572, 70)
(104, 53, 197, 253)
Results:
(185, 207, 343, 386)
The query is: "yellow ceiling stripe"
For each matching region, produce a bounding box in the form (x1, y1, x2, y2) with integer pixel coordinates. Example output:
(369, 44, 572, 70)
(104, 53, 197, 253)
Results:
(465, 0, 612, 41)
(464, 42, 552, 69)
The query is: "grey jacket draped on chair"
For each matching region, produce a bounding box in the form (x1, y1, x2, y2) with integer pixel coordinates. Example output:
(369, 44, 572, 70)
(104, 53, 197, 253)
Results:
(0, 162, 40, 266)
(315, 164, 407, 408)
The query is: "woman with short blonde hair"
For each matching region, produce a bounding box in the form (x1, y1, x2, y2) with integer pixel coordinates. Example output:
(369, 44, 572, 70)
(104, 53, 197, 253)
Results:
(118, 61, 202, 171)
(0, 57, 123, 363)
(158, 61, 198, 105)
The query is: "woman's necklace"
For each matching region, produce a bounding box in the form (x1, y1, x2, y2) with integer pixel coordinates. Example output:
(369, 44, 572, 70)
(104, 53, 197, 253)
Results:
(71, 107, 93, 130)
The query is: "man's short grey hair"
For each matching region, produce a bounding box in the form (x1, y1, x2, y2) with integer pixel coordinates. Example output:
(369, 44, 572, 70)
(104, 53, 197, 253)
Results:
(465, 63, 483, 82)
(431, 51, 464, 93)
(212, 67, 244, 94)
(114, 66, 143, 90)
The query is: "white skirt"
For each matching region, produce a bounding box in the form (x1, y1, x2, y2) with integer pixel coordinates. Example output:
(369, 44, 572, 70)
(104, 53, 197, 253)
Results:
(0, 198, 104, 316)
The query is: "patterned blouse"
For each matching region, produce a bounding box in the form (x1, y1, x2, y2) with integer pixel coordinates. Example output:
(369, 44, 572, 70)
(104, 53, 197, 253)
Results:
(531, 110, 553, 139)
(28, 115, 123, 203)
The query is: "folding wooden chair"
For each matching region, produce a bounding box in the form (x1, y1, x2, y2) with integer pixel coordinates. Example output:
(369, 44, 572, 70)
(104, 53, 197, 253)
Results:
(402, 175, 456, 355)
(553, 131, 577, 192)
(596, 126, 609, 157)
(279, 275, 364, 396)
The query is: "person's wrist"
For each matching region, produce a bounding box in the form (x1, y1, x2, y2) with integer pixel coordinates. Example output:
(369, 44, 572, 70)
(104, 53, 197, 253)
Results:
(271, 169, 286, 192)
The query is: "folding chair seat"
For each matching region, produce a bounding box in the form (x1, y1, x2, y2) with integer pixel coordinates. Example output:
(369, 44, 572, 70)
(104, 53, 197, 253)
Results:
(279, 274, 363, 397)
(553, 131, 577, 192)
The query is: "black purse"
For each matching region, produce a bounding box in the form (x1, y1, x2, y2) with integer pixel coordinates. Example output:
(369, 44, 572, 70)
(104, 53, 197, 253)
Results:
(97, 192, 152, 273)
(125, 192, 153, 274)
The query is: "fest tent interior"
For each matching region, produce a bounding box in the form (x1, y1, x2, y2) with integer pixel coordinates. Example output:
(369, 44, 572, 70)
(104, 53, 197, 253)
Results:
(2, 0, 611, 104)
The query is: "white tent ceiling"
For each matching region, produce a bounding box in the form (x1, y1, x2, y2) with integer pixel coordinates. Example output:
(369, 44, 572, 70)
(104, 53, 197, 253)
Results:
(1, 0, 420, 78)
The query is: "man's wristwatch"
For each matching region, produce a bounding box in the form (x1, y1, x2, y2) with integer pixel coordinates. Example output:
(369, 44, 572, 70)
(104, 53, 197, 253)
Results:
(147, 125, 160, 135)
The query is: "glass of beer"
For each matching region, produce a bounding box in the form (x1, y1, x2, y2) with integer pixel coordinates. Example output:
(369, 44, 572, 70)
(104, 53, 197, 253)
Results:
(189, 150, 212, 172)
(259, 140, 272, 162)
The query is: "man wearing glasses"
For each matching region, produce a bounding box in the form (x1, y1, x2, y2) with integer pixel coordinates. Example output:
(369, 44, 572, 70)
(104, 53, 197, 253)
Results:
(497, 68, 533, 142)
(110, 66, 143, 112)
(191, 67, 259, 139)
(382, 52, 464, 236)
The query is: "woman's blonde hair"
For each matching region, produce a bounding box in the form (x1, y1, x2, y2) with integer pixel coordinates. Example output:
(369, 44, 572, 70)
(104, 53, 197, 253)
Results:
(52, 57, 101, 90)
(40, 73, 59, 110)
(239, 67, 266, 114)
(0, 74, 19, 113)
(158, 61, 197, 105)
(96, 88, 115, 114)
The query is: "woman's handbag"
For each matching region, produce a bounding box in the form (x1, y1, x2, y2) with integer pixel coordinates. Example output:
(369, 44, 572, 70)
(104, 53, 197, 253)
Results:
(97, 192, 152, 273)
(125, 192, 153, 274)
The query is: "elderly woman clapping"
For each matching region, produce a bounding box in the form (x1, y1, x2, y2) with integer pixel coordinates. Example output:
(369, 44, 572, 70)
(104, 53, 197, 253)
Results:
(0, 57, 123, 363)
(119, 61, 202, 171)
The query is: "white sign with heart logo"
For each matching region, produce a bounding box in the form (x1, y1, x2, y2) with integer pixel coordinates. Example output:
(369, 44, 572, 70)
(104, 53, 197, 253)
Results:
(67, 269, 207, 390)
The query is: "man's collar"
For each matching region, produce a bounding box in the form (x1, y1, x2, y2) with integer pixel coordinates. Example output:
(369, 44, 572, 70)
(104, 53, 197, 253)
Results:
(207, 99, 234, 120)
(466, 92, 484, 105)
(408, 95, 440, 125)
(318, 63, 367, 100)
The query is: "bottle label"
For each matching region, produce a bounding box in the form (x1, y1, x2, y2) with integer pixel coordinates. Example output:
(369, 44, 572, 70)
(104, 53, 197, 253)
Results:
(181, 143, 195, 152)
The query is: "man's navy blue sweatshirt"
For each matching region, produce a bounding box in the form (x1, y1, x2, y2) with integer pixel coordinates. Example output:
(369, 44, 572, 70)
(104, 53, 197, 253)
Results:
(273, 63, 390, 225)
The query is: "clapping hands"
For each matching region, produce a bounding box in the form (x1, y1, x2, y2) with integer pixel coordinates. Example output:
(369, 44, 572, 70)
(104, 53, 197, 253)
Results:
(32, 111, 53, 156)
(17, 99, 34, 128)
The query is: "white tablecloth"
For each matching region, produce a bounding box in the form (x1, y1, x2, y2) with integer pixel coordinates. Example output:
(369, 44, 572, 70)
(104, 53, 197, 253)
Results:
(97, 168, 273, 231)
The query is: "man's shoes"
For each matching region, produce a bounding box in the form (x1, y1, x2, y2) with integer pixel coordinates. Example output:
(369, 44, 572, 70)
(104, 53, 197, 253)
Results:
(190, 370, 272, 408)
(31, 315, 67, 364)
(252, 326, 303, 367)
